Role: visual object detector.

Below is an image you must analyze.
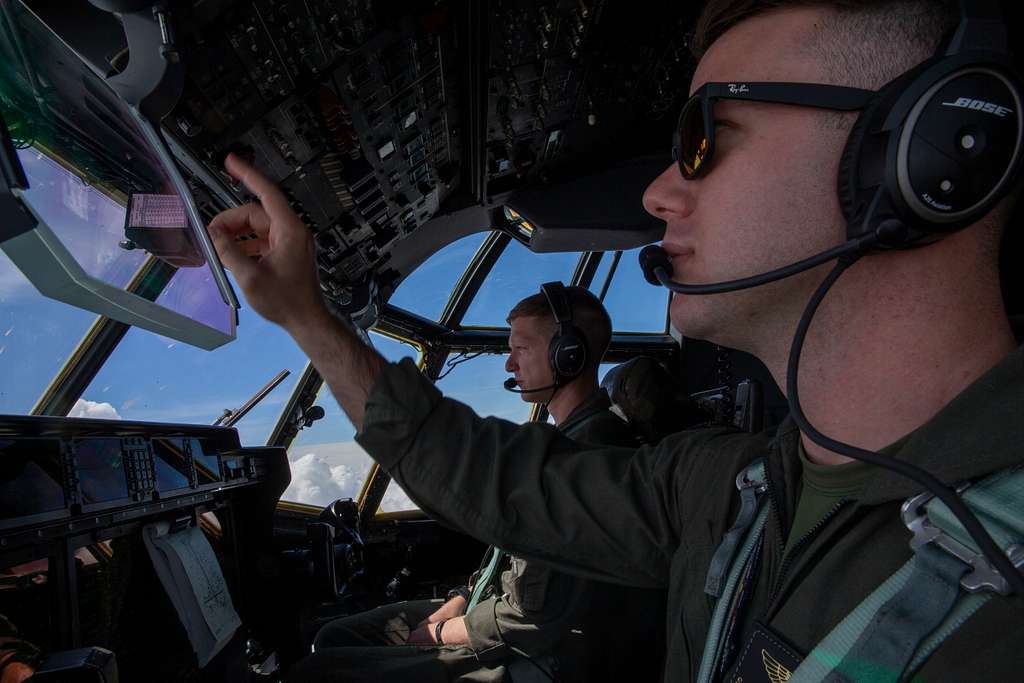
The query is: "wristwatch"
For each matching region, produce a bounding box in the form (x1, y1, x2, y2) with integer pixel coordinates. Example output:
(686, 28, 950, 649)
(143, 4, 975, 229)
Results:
(446, 585, 470, 602)
(434, 618, 447, 645)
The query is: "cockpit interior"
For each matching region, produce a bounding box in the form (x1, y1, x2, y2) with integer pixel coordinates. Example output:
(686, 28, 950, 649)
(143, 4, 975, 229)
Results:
(0, 0, 1021, 680)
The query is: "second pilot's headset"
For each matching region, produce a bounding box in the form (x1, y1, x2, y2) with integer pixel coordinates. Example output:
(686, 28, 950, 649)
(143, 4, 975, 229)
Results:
(540, 281, 589, 386)
(841, 0, 1022, 247)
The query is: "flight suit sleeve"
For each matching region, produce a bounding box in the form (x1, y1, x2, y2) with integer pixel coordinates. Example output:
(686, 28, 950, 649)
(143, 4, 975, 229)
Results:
(357, 358, 767, 588)
(463, 559, 588, 660)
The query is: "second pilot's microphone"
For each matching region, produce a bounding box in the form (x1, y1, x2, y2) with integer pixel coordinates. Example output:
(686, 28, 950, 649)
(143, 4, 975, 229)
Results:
(503, 377, 558, 393)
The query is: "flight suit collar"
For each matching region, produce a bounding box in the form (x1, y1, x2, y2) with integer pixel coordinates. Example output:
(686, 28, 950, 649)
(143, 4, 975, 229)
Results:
(556, 388, 613, 437)
(769, 344, 1024, 508)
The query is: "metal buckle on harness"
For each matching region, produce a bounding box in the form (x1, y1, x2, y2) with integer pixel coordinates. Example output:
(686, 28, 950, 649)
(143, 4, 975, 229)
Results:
(901, 489, 1024, 595)
(735, 466, 767, 494)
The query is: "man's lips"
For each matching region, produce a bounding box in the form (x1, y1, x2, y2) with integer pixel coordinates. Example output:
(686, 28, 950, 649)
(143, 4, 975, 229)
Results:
(664, 249, 695, 274)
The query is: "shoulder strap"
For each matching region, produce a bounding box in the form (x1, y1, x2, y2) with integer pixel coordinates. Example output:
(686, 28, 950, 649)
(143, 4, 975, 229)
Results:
(467, 545, 504, 611)
(704, 459, 768, 597)
(791, 464, 1024, 683)
(695, 459, 771, 683)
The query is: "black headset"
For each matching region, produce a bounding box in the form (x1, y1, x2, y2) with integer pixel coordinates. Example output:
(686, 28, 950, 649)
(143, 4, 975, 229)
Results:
(640, 0, 1024, 595)
(540, 281, 589, 385)
(840, 0, 1023, 247)
(641, 0, 1023, 291)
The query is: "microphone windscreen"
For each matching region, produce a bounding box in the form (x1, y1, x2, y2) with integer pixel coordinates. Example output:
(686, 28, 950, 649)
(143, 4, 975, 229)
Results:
(503, 377, 518, 390)
(639, 245, 673, 286)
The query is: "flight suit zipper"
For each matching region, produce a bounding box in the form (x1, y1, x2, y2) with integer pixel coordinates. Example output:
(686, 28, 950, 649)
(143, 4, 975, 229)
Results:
(761, 462, 847, 610)
(765, 499, 848, 615)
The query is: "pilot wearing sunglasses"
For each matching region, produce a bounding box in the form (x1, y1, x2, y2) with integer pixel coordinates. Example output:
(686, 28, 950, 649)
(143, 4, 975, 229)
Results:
(210, 1, 1024, 681)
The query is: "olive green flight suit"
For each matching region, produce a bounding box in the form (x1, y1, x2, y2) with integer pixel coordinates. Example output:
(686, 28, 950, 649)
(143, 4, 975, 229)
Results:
(352, 346, 1024, 682)
(292, 389, 665, 682)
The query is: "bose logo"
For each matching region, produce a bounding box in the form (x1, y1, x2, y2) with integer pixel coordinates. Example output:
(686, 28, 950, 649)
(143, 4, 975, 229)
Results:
(941, 97, 1013, 117)
(728, 83, 750, 94)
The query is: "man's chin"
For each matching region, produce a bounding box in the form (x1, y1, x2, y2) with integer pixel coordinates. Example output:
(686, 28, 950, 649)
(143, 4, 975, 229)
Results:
(522, 388, 554, 404)
(669, 294, 719, 342)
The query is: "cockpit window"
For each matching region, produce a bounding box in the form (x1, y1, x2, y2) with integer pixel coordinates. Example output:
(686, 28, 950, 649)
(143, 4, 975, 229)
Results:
(388, 232, 488, 320)
(461, 239, 582, 327)
(283, 332, 419, 508)
(592, 246, 670, 333)
(0, 250, 98, 414)
(73, 274, 307, 445)
(378, 350, 534, 514)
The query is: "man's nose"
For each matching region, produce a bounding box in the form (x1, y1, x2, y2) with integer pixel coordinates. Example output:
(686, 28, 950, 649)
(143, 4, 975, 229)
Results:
(505, 355, 516, 373)
(642, 163, 696, 222)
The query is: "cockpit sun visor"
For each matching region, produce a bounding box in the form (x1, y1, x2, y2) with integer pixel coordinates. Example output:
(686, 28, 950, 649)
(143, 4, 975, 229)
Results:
(0, 0, 237, 350)
(499, 155, 667, 253)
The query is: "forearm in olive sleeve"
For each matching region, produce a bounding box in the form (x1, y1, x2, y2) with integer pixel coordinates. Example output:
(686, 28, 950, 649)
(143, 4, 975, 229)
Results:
(356, 359, 764, 587)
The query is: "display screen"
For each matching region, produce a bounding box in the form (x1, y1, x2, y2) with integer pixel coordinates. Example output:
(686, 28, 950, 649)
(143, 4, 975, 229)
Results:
(0, 438, 65, 520)
(74, 438, 129, 504)
(0, 1, 236, 338)
(151, 437, 193, 491)
(190, 438, 221, 485)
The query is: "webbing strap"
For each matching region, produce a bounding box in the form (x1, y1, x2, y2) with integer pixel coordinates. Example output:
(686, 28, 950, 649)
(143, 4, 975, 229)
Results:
(789, 545, 960, 682)
(705, 461, 767, 597)
(825, 545, 967, 682)
(792, 464, 1024, 682)
(905, 590, 990, 674)
(695, 504, 770, 683)
(467, 545, 503, 611)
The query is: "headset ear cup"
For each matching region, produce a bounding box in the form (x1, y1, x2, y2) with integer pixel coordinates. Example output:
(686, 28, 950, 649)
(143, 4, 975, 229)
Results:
(549, 325, 588, 384)
(548, 336, 563, 384)
(837, 87, 892, 226)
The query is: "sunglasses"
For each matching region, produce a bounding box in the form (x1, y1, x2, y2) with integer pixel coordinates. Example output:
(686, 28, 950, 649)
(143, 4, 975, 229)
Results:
(672, 82, 876, 179)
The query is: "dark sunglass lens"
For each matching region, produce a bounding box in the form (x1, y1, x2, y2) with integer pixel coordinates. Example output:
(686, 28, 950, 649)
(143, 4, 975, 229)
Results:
(677, 96, 709, 178)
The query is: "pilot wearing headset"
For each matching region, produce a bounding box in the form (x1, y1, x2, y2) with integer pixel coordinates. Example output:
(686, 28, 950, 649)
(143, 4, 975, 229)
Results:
(297, 286, 661, 682)
(209, 1, 1024, 680)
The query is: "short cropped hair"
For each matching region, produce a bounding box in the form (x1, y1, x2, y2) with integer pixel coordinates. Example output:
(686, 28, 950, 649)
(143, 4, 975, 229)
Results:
(692, 0, 1015, 261)
(507, 286, 613, 371)
(692, 0, 958, 92)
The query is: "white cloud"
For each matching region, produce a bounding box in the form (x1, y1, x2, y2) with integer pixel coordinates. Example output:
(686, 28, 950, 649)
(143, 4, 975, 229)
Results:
(379, 480, 417, 513)
(282, 441, 376, 508)
(68, 398, 122, 420)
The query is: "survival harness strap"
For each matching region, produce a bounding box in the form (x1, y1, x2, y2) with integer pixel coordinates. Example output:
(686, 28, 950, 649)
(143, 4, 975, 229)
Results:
(696, 459, 1024, 683)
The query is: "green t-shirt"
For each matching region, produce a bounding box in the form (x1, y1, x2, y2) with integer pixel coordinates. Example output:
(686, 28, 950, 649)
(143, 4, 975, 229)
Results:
(782, 443, 876, 558)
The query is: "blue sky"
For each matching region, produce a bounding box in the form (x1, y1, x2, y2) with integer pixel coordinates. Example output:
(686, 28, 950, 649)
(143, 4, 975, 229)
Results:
(0, 148, 669, 510)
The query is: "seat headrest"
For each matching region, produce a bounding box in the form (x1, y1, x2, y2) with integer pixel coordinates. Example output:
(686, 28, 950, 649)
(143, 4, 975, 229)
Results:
(601, 357, 711, 444)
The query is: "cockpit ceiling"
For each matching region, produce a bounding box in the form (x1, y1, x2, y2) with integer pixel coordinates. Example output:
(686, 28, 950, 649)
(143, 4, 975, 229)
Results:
(25, 0, 698, 310)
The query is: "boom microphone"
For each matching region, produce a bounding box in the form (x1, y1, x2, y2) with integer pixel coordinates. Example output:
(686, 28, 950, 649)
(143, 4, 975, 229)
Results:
(639, 226, 1024, 594)
(638, 234, 880, 295)
(503, 377, 558, 393)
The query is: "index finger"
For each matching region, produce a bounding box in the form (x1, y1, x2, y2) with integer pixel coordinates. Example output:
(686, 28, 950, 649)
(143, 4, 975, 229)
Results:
(224, 153, 295, 222)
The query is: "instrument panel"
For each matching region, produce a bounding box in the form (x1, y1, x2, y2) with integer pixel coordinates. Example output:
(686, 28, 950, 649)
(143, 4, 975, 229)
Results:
(0, 415, 283, 537)
(26, 0, 698, 309)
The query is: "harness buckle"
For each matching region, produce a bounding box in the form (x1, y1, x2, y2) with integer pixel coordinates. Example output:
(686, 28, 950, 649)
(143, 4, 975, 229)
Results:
(901, 489, 1024, 595)
(735, 467, 767, 494)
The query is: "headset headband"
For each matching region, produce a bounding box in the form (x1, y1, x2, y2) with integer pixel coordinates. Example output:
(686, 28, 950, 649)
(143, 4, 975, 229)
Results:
(947, 0, 1007, 55)
(541, 281, 573, 327)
